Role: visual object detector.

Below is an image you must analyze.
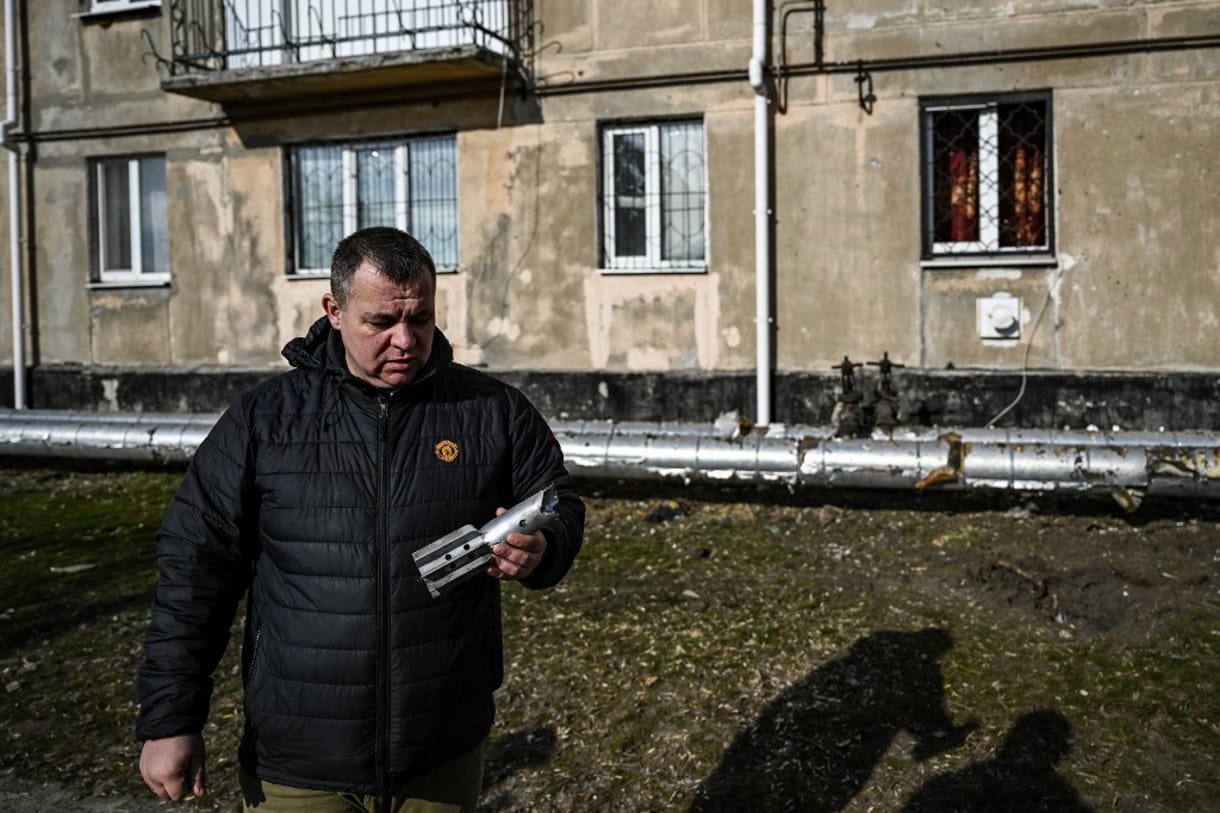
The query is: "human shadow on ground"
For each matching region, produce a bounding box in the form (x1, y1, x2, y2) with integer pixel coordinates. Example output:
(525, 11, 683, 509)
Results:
(902, 709, 1091, 812)
(690, 627, 977, 812)
(477, 727, 557, 811)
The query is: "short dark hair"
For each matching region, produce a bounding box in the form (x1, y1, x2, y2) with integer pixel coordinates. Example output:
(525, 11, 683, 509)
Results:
(330, 227, 437, 309)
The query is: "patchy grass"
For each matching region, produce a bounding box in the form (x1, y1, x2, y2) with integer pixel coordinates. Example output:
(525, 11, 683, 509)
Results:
(1, 465, 1217, 811)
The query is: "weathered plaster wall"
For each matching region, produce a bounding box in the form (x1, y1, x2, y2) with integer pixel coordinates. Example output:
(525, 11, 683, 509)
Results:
(31, 128, 289, 369)
(31, 156, 93, 363)
(28, 5, 209, 134)
(170, 142, 285, 367)
(26, 3, 260, 371)
(445, 114, 756, 374)
(1055, 82, 1220, 370)
(451, 123, 584, 369)
(9, 0, 1220, 419)
(438, 0, 765, 375)
(773, 96, 921, 372)
(519, 0, 762, 373)
(773, 0, 1220, 376)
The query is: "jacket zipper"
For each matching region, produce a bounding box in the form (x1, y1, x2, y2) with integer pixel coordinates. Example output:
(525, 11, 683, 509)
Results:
(245, 625, 263, 687)
(375, 395, 391, 801)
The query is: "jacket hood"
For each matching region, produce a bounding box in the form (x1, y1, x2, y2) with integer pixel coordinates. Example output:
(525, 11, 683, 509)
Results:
(281, 316, 454, 385)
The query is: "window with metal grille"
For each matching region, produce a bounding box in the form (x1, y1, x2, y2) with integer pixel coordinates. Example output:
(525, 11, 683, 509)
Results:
(921, 92, 1053, 260)
(288, 134, 458, 275)
(600, 120, 707, 271)
(92, 155, 170, 284)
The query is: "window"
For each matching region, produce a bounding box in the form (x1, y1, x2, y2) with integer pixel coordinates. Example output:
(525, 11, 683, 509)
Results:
(289, 135, 458, 275)
(600, 120, 707, 271)
(93, 155, 170, 284)
(921, 92, 1053, 260)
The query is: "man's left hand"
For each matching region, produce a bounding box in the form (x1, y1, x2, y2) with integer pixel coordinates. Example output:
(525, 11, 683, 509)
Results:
(487, 507, 547, 581)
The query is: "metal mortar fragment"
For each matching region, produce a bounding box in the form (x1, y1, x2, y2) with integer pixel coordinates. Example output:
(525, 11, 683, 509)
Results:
(412, 483, 559, 599)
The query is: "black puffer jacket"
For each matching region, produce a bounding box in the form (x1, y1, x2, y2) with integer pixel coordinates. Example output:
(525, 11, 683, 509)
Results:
(136, 318, 585, 794)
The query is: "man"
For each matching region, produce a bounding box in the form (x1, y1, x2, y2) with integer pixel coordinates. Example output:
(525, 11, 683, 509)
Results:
(136, 227, 585, 811)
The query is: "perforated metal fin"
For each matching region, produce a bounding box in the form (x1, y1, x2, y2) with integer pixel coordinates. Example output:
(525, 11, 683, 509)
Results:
(413, 525, 490, 599)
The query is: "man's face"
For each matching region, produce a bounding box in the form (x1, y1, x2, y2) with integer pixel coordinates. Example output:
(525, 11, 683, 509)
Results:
(323, 261, 436, 389)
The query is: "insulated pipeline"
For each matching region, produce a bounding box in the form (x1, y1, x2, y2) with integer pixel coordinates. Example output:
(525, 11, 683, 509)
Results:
(551, 423, 1220, 498)
(0, 410, 1218, 499)
(0, 410, 217, 463)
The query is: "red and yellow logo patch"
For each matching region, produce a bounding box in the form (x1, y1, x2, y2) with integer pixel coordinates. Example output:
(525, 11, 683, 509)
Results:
(434, 439, 460, 463)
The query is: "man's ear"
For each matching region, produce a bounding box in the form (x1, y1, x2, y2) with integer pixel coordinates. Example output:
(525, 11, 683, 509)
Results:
(322, 293, 343, 331)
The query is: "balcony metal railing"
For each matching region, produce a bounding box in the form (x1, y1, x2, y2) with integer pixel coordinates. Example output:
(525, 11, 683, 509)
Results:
(165, 0, 532, 80)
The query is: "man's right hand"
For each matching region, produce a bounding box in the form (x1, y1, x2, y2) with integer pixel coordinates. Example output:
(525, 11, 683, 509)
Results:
(139, 733, 207, 800)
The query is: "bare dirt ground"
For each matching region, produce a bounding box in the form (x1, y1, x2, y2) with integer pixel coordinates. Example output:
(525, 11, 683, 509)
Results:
(493, 484, 1218, 812)
(1, 466, 1217, 811)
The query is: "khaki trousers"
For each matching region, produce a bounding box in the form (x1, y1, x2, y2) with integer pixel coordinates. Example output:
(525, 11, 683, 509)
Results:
(240, 738, 488, 813)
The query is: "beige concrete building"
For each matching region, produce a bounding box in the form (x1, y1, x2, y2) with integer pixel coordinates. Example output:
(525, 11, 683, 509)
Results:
(1, 1, 1218, 429)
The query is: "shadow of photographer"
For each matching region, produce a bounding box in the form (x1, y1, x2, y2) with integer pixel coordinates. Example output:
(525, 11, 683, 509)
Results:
(902, 709, 1091, 812)
(690, 627, 976, 812)
(477, 727, 557, 811)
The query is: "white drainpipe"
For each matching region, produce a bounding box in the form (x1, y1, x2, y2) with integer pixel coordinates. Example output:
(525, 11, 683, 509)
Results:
(2, 0, 24, 409)
(750, 0, 772, 425)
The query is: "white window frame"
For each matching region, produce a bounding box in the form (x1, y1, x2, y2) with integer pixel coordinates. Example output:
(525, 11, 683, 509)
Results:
(94, 156, 170, 286)
(926, 102, 998, 256)
(341, 145, 410, 236)
(289, 136, 459, 277)
(601, 121, 708, 273)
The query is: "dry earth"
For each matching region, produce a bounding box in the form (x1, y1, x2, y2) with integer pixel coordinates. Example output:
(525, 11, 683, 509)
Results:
(0, 467, 1217, 811)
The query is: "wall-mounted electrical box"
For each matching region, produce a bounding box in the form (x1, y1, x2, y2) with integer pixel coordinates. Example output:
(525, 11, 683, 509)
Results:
(977, 295, 1022, 340)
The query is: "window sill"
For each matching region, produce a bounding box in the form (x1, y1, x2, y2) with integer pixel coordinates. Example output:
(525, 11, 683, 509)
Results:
(75, 2, 162, 22)
(921, 255, 1058, 270)
(87, 278, 171, 290)
(598, 266, 708, 276)
(287, 267, 460, 280)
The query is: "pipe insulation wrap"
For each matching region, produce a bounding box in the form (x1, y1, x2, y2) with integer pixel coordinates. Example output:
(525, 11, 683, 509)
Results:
(0, 411, 216, 463)
(0, 411, 1218, 499)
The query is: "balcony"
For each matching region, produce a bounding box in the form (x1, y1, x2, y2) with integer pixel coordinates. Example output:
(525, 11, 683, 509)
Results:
(160, 0, 532, 107)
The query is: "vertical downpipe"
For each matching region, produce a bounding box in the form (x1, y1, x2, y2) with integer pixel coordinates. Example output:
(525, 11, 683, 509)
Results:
(2, 0, 24, 409)
(750, 0, 772, 425)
